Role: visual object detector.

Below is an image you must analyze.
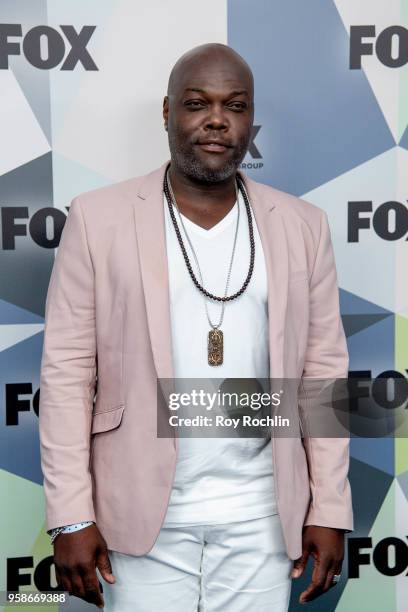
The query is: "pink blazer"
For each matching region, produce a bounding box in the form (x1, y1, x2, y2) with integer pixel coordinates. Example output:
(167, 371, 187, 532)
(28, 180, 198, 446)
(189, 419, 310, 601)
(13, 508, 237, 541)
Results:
(39, 161, 353, 560)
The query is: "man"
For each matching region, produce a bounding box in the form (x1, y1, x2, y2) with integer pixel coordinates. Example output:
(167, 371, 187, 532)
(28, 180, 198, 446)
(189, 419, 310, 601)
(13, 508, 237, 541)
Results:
(39, 43, 353, 610)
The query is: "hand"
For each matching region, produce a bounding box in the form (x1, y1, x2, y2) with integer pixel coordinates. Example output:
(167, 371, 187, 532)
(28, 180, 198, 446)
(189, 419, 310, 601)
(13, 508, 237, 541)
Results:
(53, 523, 115, 608)
(291, 525, 344, 604)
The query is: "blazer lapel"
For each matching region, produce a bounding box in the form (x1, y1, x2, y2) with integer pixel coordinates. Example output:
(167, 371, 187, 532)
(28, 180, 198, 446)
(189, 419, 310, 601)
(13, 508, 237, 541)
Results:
(239, 172, 290, 492)
(239, 172, 289, 380)
(131, 163, 289, 387)
(132, 163, 175, 386)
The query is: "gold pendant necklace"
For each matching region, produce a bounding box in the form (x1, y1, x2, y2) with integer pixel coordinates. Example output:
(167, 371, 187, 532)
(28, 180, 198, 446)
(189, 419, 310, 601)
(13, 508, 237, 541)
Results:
(164, 165, 255, 366)
(168, 177, 240, 366)
(208, 329, 224, 366)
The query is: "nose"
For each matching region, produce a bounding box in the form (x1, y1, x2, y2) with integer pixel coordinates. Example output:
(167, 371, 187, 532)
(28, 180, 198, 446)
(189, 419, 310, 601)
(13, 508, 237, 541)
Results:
(204, 103, 229, 131)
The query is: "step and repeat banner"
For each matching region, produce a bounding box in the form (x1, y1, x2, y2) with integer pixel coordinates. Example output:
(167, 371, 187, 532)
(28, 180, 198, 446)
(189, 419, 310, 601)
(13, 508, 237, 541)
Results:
(1, 1, 407, 610)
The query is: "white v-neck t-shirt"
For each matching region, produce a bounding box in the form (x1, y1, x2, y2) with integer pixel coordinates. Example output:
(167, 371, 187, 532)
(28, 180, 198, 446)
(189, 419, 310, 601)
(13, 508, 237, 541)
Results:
(162, 189, 277, 525)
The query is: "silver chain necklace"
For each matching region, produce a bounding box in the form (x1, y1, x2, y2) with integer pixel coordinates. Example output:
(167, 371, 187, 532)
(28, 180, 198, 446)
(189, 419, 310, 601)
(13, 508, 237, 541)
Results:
(167, 170, 240, 361)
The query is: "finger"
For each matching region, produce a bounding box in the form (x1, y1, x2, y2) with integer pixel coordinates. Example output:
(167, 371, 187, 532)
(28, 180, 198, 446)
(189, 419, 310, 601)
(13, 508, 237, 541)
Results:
(299, 555, 331, 603)
(324, 566, 338, 592)
(324, 562, 343, 592)
(78, 564, 105, 608)
(76, 580, 104, 610)
(96, 549, 116, 583)
(58, 574, 72, 599)
(82, 583, 104, 607)
(300, 580, 326, 604)
(69, 572, 86, 599)
(291, 549, 310, 578)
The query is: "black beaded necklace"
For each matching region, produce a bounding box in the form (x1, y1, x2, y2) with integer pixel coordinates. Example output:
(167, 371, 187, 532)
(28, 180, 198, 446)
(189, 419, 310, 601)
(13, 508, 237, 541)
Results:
(163, 164, 256, 365)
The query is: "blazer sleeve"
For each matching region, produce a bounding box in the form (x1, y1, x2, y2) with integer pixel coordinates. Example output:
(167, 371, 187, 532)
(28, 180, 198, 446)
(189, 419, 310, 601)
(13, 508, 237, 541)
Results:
(39, 197, 97, 532)
(299, 209, 353, 532)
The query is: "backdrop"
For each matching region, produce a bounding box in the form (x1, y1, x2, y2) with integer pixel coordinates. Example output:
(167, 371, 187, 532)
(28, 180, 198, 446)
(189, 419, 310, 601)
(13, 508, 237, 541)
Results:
(1, 1, 407, 610)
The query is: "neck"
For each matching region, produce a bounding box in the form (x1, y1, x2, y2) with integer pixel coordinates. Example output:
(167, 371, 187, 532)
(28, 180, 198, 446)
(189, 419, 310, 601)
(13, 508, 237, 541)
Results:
(168, 163, 238, 212)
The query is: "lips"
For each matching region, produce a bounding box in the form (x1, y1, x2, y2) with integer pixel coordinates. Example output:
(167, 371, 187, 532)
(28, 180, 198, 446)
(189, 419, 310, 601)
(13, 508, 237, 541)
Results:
(196, 140, 231, 153)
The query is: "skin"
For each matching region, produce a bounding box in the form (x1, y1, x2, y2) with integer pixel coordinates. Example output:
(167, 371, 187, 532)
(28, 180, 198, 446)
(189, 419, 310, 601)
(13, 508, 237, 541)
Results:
(163, 43, 254, 229)
(53, 524, 114, 608)
(53, 43, 345, 608)
(293, 526, 345, 604)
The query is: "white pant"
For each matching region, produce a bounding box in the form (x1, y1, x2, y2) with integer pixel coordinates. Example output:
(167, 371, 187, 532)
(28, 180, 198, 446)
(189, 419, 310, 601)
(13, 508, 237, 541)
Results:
(101, 513, 293, 611)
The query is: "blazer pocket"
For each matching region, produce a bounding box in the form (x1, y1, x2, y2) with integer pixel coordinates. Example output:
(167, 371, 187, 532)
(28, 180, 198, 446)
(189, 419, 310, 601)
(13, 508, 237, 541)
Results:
(91, 404, 125, 434)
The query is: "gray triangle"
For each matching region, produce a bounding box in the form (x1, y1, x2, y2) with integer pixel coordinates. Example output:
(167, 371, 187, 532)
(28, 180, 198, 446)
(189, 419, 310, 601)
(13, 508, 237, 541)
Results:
(342, 313, 392, 337)
(0, 153, 56, 316)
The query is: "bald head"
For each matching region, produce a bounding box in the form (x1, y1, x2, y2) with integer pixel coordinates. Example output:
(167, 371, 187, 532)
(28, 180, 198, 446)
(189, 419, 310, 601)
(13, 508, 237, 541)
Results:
(163, 43, 254, 184)
(167, 43, 254, 98)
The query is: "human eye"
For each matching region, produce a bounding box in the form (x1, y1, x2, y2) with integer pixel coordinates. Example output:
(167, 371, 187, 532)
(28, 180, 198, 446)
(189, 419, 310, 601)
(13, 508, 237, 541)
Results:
(184, 99, 206, 109)
(227, 101, 247, 111)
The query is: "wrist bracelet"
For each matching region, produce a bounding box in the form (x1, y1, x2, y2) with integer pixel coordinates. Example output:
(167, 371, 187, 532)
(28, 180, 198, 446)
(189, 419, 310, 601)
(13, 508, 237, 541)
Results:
(50, 526, 65, 544)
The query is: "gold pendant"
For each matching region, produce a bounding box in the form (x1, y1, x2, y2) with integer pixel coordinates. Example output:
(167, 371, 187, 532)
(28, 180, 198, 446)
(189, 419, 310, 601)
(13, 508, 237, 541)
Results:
(208, 329, 223, 366)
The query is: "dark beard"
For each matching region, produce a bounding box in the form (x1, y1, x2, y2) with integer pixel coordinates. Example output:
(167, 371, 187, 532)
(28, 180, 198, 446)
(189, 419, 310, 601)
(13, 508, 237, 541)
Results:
(168, 133, 248, 184)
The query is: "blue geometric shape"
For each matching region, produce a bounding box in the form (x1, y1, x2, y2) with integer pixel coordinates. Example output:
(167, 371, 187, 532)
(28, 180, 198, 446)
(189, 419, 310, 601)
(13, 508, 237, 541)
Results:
(347, 314, 395, 374)
(340, 289, 393, 316)
(0, 330, 44, 485)
(348, 455, 393, 532)
(0, 153, 55, 316)
(0, 151, 53, 203)
(400, 124, 408, 149)
(228, 0, 395, 195)
(342, 314, 392, 338)
(340, 289, 393, 337)
(0, 298, 44, 325)
(350, 438, 395, 478)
